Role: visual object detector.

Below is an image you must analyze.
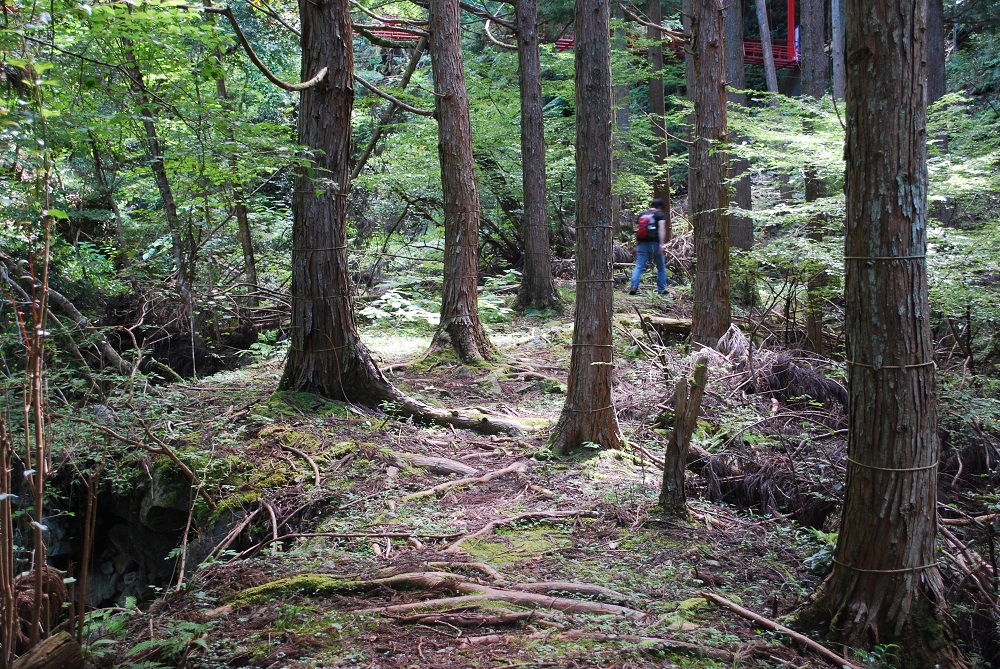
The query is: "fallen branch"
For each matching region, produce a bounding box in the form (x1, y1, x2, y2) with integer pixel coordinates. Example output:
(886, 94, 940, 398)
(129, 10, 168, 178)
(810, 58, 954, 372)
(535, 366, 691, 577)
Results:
(278, 443, 322, 486)
(700, 591, 862, 669)
(401, 462, 528, 501)
(444, 509, 597, 553)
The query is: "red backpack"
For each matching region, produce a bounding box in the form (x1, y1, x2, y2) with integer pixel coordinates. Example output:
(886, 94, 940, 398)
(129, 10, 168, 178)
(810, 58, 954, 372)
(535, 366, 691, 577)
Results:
(636, 210, 659, 241)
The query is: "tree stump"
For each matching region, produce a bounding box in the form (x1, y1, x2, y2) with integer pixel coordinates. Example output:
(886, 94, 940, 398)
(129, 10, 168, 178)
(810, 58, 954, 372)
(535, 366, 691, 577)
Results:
(659, 357, 708, 517)
(12, 632, 83, 669)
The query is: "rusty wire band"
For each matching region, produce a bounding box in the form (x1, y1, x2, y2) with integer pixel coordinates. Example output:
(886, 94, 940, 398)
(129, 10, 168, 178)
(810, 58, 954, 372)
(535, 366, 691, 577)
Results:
(564, 405, 616, 413)
(289, 344, 351, 353)
(575, 279, 616, 283)
(846, 458, 939, 473)
(293, 246, 349, 252)
(845, 360, 936, 370)
(843, 255, 926, 261)
(570, 343, 614, 347)
(832, 559, 938, 574)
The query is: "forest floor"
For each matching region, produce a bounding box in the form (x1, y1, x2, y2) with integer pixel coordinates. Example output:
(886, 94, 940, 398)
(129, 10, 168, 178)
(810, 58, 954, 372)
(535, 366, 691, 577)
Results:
(99, 284, 851, 669)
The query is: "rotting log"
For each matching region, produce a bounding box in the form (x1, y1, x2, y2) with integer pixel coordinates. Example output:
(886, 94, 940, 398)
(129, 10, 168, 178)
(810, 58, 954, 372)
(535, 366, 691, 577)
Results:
(660, 357, 709, 516)
(12, 632, 84, 669)
(616, 314, 692, 338)
(389, 451, 478, 476)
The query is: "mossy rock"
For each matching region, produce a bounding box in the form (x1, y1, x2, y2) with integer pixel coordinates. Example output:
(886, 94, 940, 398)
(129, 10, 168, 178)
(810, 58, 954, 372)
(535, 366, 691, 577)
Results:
(228, 574, 356, 606)
(539, 378, 567, 394)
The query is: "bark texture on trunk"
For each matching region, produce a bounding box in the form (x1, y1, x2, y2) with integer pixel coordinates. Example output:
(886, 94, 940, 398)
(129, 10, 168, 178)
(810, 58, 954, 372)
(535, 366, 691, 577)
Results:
(800, 0, 827, 99)
(648, 0, 672, 242)
(427, 0, 494, 363)
(811, 0, 967, 663)
(513, 0, 560, 313)
(723, 0, 752, 251)
(831, 0, 845, 99)
(549, 0, 621, 455)
(280, 0, 394, 403)
(927, 0, 945, 104)
(689, 0, 731, 348)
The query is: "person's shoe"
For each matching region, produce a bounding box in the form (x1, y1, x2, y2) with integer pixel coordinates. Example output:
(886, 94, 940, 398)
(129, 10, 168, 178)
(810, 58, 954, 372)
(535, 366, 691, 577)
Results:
(628, 288, 638, 295)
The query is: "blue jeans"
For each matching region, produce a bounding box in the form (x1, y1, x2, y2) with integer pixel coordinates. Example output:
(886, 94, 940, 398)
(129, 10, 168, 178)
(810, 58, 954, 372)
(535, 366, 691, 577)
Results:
(630, 241, 666, 293)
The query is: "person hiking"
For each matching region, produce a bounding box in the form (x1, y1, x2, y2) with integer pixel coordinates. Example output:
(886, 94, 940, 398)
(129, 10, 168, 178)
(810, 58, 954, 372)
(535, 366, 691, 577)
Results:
(629, 198, 668, 295)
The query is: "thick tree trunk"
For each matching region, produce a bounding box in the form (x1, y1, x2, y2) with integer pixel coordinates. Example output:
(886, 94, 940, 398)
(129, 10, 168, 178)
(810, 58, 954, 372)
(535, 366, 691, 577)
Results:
(809, 0, 968, 664)
(280, 0, 396, 403)
(689, 0, 731, 348)
(548, 0, 622, 455)
(830, 0, 845, 99)
(513, 0, 560, 313)
(753, 0, 779, 99)
(723, 0, 752, 251)
(427, 0, 495, 363)
(648, 0, 672, 242)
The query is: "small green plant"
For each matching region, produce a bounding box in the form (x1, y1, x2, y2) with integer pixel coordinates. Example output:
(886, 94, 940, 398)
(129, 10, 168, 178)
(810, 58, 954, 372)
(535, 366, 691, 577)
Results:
(803, 528, 838, 574)
(855, 643, 901, 668)
(247, 330, 283, 361)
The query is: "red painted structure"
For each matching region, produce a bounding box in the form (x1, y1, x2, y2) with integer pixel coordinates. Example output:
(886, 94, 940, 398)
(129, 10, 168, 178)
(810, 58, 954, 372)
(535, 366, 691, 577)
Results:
(356, 0, 799, 68)
(554, 0, 799, 69)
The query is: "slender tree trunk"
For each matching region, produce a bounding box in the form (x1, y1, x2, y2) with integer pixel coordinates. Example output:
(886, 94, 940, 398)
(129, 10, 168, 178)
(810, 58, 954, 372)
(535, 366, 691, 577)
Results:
(648, 0, 672, 242)
(611, 3, 630, 236)
(801, 0, 826, 354)
(927, 0, 945, 104)
(831, 0, 845, 99)
(513, 0, 560, 313)
(753, 0, 779, 99)
(723, 0, 752, 251)
(427, 0, 495, 363)
(549, 0, 622, 455)
(689, 0, 731, 348)
(351, 38, 427, 181)
(808, 0, 967, 663)
(279, 0, 397, 402)
(122, 39, 200, 370)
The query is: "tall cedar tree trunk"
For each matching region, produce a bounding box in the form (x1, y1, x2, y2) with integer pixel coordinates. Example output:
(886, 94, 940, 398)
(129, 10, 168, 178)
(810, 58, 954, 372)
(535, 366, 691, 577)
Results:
(831, 0, 845, 99)
(809, 0, 968, 663)
(427, 0, 495, 363)
(723, 0, 752, 251)
(513, 0, 561, 312)
(548, 0, 622, 455)
(802, 0, 826, 354)
(611, 4, 630, 236)
(648, 0, 672, 241)
(689, 0, 731, 348)
(279, 0, 397, 402)
(753, 0, 779, 98)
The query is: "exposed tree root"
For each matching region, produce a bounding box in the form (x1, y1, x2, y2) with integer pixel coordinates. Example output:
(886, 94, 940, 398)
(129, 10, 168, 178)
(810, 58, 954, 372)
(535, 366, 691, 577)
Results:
(510, 581, 630, 604)
(401, 462, 529, 501)
(389, 451, 478, 476)
(426, 561, 503, 582)
(700, 591, 861, 669)
(389, 611, 536, 627)
(443, 509, 597, 553)
(352, 572, 648, 620)
(459, 629, 734, 662)
(278, 443, 321, 486)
